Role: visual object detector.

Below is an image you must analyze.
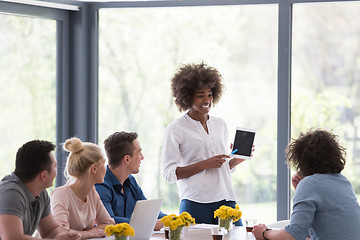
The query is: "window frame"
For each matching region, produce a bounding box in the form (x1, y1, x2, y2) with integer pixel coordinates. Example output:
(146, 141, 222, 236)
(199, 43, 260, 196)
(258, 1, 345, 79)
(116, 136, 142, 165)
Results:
(2, 0, 359, 221)
(93, 0, 292, 220)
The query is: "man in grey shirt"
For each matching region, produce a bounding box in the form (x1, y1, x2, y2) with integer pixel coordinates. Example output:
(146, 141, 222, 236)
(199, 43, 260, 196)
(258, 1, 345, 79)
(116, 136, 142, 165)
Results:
(0, 140, 81, 240)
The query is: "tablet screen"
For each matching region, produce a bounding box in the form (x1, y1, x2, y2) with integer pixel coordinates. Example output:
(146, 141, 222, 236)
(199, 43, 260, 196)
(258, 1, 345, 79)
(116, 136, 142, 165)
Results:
(231, 128, 255, 159)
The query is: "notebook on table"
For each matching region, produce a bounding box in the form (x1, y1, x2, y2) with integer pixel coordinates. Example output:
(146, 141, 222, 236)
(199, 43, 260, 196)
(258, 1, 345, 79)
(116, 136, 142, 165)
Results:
(129, 199, 163, 240)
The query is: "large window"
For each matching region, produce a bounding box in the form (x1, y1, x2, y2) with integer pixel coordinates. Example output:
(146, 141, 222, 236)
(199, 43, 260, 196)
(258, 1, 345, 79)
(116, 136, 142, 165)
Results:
(292, 2, 360, 200)
(2, 0, 359, 224)
(0, 13, 56, 180)
(99, 5, 278, 223)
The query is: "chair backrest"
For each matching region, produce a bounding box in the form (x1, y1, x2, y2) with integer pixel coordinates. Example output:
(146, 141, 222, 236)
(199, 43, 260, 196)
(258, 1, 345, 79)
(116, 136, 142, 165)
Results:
(267, 219, 290, 229)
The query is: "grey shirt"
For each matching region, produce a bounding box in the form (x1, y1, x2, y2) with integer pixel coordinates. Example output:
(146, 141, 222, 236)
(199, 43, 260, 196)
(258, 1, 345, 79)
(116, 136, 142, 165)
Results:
(285, 173, 360, 240)
(0, 173, 51, 238)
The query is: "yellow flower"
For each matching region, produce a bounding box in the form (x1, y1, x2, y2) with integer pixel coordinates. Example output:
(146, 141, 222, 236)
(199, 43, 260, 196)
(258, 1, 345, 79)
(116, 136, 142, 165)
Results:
(214, 205, 242, 221)
(105, 225, 113, 235)
(105, 223, 135, 237)
(176, 218, 184, 226)
(170, 220, 178, 230)
(161, 212, 195, 230)
(124, 226, 135, 236)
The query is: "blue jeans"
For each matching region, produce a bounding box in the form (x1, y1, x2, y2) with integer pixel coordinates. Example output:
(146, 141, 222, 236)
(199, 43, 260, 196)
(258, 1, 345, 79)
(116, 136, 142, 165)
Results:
(179, 199, 243, 226)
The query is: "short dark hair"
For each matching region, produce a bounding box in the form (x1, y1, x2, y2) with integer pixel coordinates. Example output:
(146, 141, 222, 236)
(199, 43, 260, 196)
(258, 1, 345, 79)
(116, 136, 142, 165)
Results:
(171, 62, 224, 112)
(286, 129, 346, 176)
(14, 140, 56, 183)
(104, 131, 138, 168)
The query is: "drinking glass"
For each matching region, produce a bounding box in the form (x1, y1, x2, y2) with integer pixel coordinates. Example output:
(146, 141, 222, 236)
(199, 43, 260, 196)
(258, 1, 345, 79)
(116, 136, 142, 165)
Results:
(245, 219, 258, 233)
(211, 227, 226, 240)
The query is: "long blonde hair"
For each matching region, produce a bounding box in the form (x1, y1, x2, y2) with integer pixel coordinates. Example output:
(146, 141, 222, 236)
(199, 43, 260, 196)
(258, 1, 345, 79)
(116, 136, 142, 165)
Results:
(63, 137, 103, 181)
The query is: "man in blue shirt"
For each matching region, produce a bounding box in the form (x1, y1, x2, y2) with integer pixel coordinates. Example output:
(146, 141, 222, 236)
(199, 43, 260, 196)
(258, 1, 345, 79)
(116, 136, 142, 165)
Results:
(95, 131, 166, 230)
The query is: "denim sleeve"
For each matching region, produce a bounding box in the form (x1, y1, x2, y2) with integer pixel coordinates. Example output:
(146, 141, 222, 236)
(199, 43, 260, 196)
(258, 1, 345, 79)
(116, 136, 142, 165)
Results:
(132, 178, 147, 201)
(95, 183, 130, 224)
(284, 179, 317, 240)
(158, 210, 167, 219)
(114, 216, 131, 224)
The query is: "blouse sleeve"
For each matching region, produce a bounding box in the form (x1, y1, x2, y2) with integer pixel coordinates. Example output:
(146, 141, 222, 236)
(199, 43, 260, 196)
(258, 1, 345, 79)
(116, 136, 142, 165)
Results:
(50, 187, 71, 230)
(161, 123, 183, 183)
(93, 188, 115, 225)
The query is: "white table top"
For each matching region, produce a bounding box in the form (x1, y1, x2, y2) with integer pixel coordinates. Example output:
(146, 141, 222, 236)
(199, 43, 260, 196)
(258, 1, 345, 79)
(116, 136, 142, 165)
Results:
(153, 225, 255, 240)
(89, 225, 255, 240)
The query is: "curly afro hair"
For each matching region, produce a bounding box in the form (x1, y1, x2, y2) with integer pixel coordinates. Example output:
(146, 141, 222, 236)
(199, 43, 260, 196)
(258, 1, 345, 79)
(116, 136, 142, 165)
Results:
(171, 62, 224, 112)
(286, 129, 346, 176)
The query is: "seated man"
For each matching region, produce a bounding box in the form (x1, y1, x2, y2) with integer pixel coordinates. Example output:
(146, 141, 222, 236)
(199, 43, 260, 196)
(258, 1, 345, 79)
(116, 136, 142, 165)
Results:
(95, 131, 166, 230)
(0, 140, 81, 240)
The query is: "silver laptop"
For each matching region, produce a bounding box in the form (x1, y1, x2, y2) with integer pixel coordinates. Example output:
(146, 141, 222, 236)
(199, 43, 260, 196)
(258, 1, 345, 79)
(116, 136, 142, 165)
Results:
(129, 199, 163, 240)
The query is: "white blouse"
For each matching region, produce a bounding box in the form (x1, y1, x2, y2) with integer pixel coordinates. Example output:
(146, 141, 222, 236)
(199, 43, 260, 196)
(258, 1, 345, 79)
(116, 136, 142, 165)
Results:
(161, 113, 238, 203)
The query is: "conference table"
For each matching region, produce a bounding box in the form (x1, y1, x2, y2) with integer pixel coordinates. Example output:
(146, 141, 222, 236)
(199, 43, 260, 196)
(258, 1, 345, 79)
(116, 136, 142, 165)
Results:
(152, 225, 255, 240)
(90, 225, 256, 240)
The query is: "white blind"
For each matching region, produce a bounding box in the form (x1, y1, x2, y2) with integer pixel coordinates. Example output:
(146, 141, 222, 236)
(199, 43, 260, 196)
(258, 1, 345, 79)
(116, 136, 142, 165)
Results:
(1, 0, 80, 11)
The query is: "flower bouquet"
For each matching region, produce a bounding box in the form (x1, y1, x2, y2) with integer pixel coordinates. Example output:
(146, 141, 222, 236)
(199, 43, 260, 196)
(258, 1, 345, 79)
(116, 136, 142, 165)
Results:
(214, 204, 242, 234)
(105, 223, 135, 240)
(161, 212, 195, 240)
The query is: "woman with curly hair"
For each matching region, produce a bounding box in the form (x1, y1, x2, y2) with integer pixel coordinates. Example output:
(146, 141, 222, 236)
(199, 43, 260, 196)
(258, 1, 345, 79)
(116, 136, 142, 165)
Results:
(161, 62, 246, 225)
(253, 129, 360, 240)
(50, 138, 115, 239)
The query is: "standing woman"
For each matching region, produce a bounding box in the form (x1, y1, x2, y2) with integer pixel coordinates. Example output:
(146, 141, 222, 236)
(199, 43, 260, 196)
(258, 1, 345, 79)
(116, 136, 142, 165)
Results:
(51, 138, 115, 239)
(161, 62, 246, 225)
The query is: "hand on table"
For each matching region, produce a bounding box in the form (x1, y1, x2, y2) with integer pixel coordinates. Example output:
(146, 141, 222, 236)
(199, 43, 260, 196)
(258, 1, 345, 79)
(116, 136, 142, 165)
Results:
(87, 228, 106, 238)
(55, 231, 81, 240)
(154, 219, 164, 231)
(252, 224, 268, 240)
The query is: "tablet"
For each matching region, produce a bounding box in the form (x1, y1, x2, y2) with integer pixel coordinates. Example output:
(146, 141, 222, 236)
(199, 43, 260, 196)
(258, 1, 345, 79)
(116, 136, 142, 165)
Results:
(230, 127, 256, 159)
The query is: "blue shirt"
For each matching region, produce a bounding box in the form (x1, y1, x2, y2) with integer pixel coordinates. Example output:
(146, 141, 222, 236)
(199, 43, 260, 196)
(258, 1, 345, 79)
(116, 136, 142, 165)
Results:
(95, 166, 166, 223)
(285, 173, 360, 240)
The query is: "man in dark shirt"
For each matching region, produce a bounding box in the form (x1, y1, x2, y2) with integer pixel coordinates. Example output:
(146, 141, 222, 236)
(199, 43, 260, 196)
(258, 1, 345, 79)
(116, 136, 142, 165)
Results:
(95, 131, 166, 230)
(0, 140, 80, 240)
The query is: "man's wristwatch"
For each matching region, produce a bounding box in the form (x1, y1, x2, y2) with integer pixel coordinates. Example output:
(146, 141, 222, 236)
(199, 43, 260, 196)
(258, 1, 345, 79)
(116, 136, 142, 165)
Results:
(263, 228, 271, 240)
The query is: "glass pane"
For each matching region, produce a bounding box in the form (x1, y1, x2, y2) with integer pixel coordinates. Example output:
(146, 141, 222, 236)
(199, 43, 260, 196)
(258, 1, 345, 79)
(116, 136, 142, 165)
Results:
(292, 2, 360, 201)
(99, 5, 278, 223)
(0, 14, 56, 182)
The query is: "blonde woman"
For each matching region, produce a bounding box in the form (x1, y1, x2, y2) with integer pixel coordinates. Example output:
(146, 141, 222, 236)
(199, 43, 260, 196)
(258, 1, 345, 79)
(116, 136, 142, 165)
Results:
(51, 137, 115, 239)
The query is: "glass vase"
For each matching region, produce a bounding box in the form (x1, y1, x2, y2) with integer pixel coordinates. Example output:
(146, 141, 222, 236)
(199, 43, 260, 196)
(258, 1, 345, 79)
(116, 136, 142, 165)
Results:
(114, 235, 129, 240)
(169, 226, 184, 240)
(218, 218, 233, 235)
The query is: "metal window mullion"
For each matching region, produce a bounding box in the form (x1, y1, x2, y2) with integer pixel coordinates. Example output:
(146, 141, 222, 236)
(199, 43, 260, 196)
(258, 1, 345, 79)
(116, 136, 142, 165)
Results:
(277, 0, 292, 220)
